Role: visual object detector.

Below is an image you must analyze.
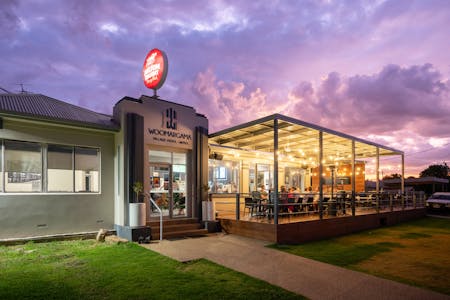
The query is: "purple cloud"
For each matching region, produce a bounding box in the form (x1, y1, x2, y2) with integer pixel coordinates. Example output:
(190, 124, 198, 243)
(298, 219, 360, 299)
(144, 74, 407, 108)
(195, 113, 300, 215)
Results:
(1, 0, 449, 175)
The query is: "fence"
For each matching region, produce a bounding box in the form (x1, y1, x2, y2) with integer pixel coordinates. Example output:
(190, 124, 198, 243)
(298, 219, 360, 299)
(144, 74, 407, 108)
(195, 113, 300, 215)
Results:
(211, 191, 426, 223)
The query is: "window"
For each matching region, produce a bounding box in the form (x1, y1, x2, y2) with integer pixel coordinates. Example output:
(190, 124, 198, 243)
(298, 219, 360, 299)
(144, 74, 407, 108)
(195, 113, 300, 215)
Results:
(149, 150, 171, 164)
(47, 145, 73, 192)
(208, 159, 240, 193)
(256, 164, 271, 191)
(4, 140, 42, 192)
(75, 147, 100, 192)
(0, 140, 100, 194)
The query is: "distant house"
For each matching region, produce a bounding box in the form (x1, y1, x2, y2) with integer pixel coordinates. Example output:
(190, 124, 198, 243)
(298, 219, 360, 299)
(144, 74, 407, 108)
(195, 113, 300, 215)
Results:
(383, 177, 449, 196)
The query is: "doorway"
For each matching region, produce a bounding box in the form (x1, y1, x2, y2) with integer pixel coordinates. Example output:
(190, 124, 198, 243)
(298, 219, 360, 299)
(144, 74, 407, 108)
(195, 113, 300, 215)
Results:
(148, 150, 188, 218)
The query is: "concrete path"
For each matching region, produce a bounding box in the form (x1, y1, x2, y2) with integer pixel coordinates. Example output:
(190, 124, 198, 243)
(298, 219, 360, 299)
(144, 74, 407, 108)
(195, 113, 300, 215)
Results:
(141, 234, 449, 300)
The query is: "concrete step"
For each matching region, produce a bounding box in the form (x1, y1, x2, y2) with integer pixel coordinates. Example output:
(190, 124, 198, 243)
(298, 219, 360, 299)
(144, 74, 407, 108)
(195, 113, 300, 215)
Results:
(147, 218, 207, 240)
(150, 223, 202, 234)
(152, 228, 209, 240)
(147, 218, 199, 227)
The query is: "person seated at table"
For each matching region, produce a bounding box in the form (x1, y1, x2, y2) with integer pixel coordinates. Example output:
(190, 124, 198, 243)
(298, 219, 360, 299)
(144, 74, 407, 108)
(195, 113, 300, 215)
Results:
(279, 185, 288, 212)
(287, 187, 295, 212)
(258, 185, 268, 201)
(312, 187, 320, 211)
(292, 187, 302, 211)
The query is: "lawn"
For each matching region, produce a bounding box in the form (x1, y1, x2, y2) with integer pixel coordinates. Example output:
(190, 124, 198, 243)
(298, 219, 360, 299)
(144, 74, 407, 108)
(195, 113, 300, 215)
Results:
(271, 216, 450, 295)
(0, 239, 304, 300)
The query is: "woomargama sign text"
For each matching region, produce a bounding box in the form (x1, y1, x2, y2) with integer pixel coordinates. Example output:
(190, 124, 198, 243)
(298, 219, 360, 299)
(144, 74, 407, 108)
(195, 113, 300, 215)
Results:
(147, 108, 193, 148)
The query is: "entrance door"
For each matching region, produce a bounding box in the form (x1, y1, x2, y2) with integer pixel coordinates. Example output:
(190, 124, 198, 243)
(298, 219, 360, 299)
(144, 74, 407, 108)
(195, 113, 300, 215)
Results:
(149, 163, 187, 218)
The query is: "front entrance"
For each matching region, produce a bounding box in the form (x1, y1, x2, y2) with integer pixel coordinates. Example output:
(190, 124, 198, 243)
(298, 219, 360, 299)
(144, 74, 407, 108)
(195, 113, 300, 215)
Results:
(148, 150, 188, 218)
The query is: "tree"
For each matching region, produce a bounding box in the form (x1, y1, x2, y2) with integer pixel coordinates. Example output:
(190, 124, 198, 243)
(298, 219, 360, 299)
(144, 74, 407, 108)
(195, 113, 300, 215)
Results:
(419, 162, 449, 178)
(383, 173, 402, 180)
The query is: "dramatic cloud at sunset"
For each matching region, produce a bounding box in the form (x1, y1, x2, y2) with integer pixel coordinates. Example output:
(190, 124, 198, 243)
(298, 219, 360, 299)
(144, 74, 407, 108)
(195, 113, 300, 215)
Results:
(1, 0, 449, 176)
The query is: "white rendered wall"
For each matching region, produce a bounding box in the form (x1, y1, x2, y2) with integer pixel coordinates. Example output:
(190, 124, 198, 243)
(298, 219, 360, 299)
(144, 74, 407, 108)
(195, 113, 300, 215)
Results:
(0, 118, 115, 239)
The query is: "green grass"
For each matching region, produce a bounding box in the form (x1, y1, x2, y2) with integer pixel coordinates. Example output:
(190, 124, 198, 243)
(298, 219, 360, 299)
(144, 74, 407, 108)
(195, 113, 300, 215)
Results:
(0, 240, 304, 300)
(273, 241, 402, 267)
(271, 217, 450, 295)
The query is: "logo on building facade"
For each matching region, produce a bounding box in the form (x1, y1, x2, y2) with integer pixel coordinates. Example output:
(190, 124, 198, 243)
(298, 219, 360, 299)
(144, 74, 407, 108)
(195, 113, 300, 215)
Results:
(147, 107, 192, 148)
(165, 108, 177, 130)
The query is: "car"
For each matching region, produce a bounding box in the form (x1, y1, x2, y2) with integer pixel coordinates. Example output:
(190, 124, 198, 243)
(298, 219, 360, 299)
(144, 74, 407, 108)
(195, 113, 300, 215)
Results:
(426, 192, 450, 210)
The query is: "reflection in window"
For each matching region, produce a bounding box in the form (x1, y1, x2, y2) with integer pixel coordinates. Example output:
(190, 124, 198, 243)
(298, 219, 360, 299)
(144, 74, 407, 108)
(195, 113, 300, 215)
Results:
(47, 145, 73, 192)
(256, 164, 271, 191)
(75, 147, 99, 192)
(208, 159, 240, 193)
(4, 140, 42, 192)
(149, 150, 171, 164)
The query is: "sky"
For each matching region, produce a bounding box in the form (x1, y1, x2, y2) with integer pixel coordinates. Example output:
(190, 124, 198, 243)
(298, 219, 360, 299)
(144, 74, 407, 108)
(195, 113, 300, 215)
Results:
(1, 0, 449, 177)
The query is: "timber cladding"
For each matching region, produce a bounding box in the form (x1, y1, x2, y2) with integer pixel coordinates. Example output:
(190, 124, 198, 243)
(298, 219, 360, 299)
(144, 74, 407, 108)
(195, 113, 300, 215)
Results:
(276, 209, 426, 244)
(219, 209, 426, 244)
(219, 219, 277, 243)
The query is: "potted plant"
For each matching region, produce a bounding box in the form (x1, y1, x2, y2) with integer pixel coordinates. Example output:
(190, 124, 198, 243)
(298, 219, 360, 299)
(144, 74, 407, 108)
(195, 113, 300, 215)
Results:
(132, 181, 144, 202)
(129, 181, 146, 227)
(201, 184, 215, 221)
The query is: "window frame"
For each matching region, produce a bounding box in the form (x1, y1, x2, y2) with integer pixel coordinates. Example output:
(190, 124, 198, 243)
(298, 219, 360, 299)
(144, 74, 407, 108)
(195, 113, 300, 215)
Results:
(4, 140, 43, 193)
(0, 139, 102, 195)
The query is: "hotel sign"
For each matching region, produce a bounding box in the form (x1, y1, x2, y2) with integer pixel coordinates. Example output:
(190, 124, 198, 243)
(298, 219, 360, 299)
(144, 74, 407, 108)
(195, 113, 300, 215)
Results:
(147, 108, 193, 148)
(142, 48, 168, 91)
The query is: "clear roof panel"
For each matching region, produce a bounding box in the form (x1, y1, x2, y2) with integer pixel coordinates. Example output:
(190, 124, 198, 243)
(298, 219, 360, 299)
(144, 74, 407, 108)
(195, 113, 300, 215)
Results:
(209, 115, 402, 159)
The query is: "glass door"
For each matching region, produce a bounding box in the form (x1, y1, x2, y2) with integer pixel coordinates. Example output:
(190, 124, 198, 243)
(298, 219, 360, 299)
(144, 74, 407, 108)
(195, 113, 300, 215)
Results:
(149, 163, 187, 218)
(148, 150, 188, 219)
(149, 164, 171, 217)
(172, 164, 186, 217)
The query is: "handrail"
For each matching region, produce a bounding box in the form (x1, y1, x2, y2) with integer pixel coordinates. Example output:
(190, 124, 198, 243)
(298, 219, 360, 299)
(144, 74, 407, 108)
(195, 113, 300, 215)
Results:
(148, 196, 163, 241)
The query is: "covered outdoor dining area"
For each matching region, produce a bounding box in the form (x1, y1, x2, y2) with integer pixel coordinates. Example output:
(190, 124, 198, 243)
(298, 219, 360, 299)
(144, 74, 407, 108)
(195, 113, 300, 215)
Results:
(207, 114, 426, 242)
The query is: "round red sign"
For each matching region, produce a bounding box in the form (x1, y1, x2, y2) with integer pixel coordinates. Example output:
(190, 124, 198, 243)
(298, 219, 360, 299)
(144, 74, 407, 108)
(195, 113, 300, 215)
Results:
(142, 48, 168, 90)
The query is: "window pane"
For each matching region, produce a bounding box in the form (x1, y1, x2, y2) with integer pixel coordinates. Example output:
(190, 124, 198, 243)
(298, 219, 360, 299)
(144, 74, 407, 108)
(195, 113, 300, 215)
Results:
(75, 147, 99, 192)
(47, 145, 73, 192)
(149, 150, 171, 163)
(208, 159, 240, 193)
(5, 140, 42, 192)
(172, 152, 186, 165)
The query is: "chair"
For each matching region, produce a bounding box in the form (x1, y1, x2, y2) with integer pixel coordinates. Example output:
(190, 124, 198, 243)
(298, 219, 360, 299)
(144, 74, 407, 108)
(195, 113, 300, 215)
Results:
(244, 197, 255, 216)
(279, 192, 288, 213)
(336, 191, 347, 215)
(322, 196, 330, 215)
(251, 191, 264, 217)
(294, 196, 303, 212)
(306, 196, 314, 212)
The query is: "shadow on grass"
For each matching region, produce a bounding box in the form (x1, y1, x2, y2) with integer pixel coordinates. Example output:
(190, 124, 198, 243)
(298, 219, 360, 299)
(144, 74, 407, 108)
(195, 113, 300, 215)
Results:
(399, 232, 432, 239)
(271, 241, 402, 267)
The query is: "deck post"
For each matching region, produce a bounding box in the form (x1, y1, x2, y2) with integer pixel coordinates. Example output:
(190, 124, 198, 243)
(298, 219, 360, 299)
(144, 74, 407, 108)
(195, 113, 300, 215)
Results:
(376, 147, 380, 214)
(351, 140, 356, 216)
(236, 193, 240, 220)
(389, 193, 393, 211)
(401, 154, 405, 210)
(319, 131, 324, 220)
(273, 118, 279, 225)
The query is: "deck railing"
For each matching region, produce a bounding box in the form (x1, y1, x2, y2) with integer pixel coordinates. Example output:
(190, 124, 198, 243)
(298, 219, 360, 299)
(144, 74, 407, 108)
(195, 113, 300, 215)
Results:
(211, 191, 426, 223)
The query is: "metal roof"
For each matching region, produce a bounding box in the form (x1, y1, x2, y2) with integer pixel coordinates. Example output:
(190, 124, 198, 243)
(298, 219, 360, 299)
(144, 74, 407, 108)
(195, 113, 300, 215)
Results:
(209, 114, 403, 162)
(0, 93, 119, 131)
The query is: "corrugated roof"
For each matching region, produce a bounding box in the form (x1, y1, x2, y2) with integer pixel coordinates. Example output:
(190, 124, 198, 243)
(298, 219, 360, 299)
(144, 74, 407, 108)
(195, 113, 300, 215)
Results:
(0, 93, 119, 131)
